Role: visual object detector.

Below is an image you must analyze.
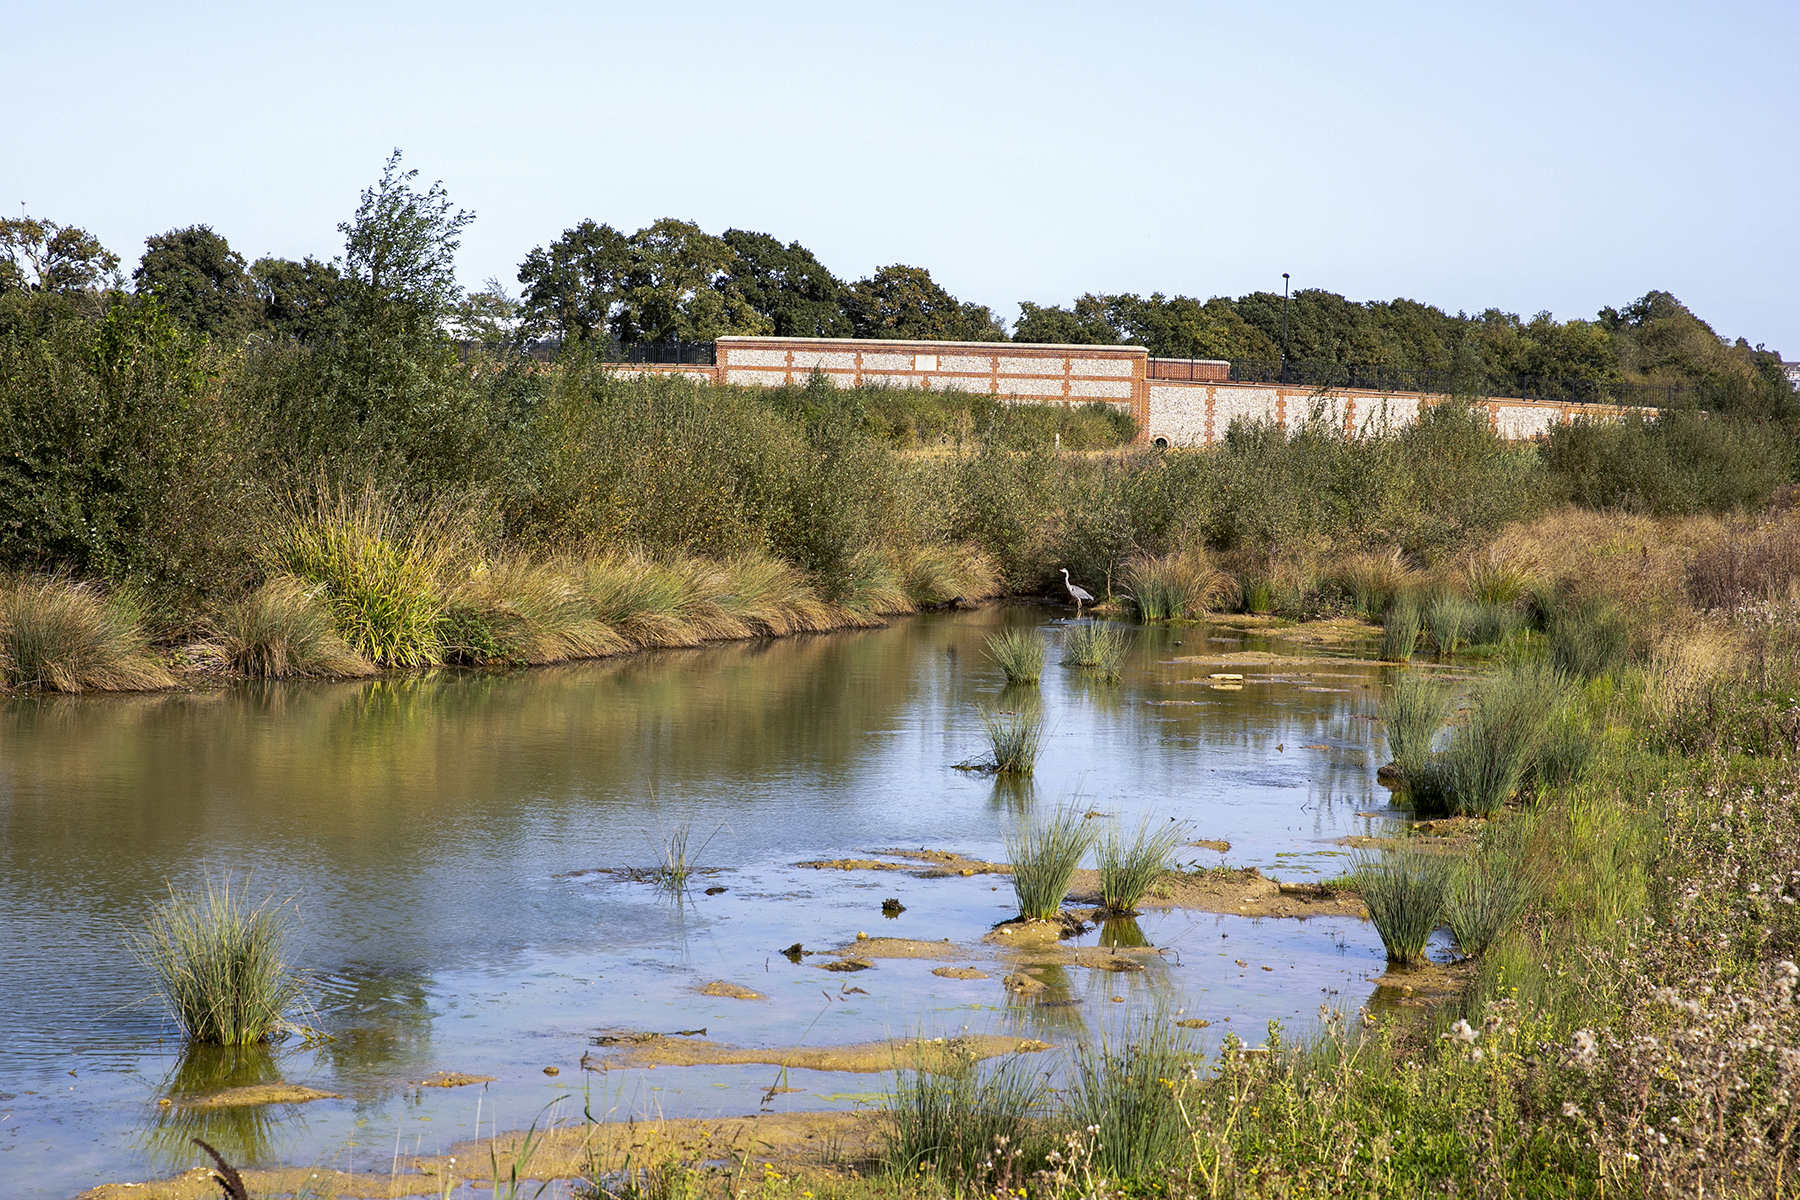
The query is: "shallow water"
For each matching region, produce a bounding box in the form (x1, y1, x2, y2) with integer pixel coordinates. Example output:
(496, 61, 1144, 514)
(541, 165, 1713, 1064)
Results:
(0, 607, 1412, 1197)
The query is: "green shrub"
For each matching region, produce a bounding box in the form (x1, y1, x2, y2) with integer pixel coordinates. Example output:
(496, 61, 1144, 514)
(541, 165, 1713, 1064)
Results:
(0, 575, 175, 692)
(983, 628, 1044, 685)
(1358, 848, 1453, 963)
(445, 559, 623, 665)
(1097, 817, 1184, 914)
(1007, 806, 1096, 921)
(1548, 600, 1635, 679)
(1238, 575, 1277, 614)
(1466, 601, 1527, 647)
(211, 576, 373, 678)
(132, 877, 306, 1045)
(265, 487, 456, 667)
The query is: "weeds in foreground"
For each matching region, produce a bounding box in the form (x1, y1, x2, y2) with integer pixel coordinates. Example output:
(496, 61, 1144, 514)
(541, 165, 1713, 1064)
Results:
(884, 1039, 1046, 1189)
(1007, 807, 1096, 921)
(983, 628, 1044, 685)
(1125, 550, 1236, 621)
(1358, 848, 1452, 963)
(980, 704, 1045, 776)
(1067, 1014, 1191, 1179)
(1060, 622, 1129, 680)
(1380, 595, 1422, 662)
(1381, 671, 1452, 779)
(1097, 817, 1185, 915)
(0, 575, 175, 692)
(131, 876, 307, 1045)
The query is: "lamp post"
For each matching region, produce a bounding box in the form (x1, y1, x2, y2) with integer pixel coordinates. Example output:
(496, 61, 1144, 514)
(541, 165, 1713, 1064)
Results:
(1279, 273, 1290, 386)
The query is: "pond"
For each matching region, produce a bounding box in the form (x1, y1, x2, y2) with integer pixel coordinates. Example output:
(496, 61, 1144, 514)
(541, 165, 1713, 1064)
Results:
(0, 606, 1409, 1198)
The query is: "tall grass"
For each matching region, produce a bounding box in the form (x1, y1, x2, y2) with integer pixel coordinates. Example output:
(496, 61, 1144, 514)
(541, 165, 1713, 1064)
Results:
(1357, 848, 1452, 963)
(1443, 853, 1531, 958)
(1381, 671, 1452, 779)
(1548, 600, 1635, 679)
(1443, 663, 1561, 816)
(444, 558, 624, 665)
(1096, 817, 1184, 914)
(1424, 593, 1476, 656)
(981, 704, 1045, 775)
(0, 576, 175, 692)
(1466, 545, 1538, 607)
(1125, 550, 1235, 621)
(983, 628, 1044, 685)
(1237, 574, 1277, 615)
(1006, 806, 1096, 921)
(265, 487, 457, 667)
(884, 1041, 1046, 1187)
(132, 877, 306, 1045)
(1465, 600, 1527, 647)
(210, 577, 374, 678)
(1066, 1015, 1191, 1180)
(1340, 548, 1412, 618)
(1060, 622, 1130, 680)
(1380, 594, 1422, 662)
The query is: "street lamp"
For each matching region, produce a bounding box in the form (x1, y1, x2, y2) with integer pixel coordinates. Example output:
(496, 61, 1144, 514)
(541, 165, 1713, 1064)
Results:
(1279, 273, 1290, 386)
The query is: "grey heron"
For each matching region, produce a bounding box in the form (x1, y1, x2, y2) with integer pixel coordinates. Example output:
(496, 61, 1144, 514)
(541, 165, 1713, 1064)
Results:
(1059, 567, 1094, 614)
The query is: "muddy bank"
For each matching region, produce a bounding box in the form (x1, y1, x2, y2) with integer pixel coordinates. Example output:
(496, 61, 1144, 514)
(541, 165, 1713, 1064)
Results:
(582, 1032, 1049, 1073)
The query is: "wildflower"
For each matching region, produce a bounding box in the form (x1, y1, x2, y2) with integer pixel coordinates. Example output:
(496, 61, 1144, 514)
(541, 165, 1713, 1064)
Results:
(1562, 1101, 1583, 1119)
(1570, 1029, 1599, 1069)
(1448, 1019, 1477, 1044)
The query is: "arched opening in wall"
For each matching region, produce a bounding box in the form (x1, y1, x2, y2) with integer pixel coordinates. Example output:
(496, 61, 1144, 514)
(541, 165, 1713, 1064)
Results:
(1152, 436, 1169, 448)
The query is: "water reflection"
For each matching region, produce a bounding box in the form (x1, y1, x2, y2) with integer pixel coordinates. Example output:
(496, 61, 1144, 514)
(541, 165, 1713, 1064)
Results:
(138, 1044, 290, 1172)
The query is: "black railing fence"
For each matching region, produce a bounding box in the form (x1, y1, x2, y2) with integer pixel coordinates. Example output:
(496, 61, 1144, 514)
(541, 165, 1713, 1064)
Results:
(611, 339, 717, 366)
(1221, 359, 1690, 407)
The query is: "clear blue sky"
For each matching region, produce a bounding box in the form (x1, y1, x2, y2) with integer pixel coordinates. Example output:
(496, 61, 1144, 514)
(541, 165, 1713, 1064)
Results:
(8, 1, 1797, 351)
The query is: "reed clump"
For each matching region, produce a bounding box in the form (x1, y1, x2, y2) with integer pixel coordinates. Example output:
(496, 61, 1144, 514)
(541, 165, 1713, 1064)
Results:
(444, 558, 624, 665)
(1358, 848, 1452, 963)
(884, 1039, 1045, 1187)
(208, 577, 374, 679)
(1381, 671, 1452, 780)
(1066, 1015, 1191, 1179)
(1380, 594, 1423, 662)
(1125, 550, 1236, 621)
(264, 487, 457, 668)
(980, 704, 1045, 776)
(132, 877, 306, 1045)
(0, 575, 175, 692)
(1096, 817, 1184, 915)
(983, 628, 1044, 685)
(1424, 593, 1477, 655)
(1006, 806, 1096, 921)
(1443, 663, 1561, 816)
(1444, 852, 1532, 958)
(1060, 622, 1130, 680)
(1340, 548, 1413, 618)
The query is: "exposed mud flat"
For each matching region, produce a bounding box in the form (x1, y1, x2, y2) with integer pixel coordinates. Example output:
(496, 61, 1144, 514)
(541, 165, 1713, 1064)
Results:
(1370, 959, 1476, 1006)
(172, 1082, 340, 1109)
(1110, 867, 1368, 919)
(797, 849, 1009, 877)
(1341, 815, 1486, 855)
(582, 1032, 1050, 1073)
(412, 1070, 495, 1088)
(699, 980, 764, 999)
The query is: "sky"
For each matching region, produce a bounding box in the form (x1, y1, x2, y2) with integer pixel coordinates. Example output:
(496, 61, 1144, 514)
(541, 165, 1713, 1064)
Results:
(6, 0, 1798, 351)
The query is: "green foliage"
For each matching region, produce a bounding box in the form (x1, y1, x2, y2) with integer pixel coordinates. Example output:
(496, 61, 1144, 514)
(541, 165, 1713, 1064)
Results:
(1357, 848, 1453, 963)
(1544, 410, 1792, 515)
(883, 1042, 1046, 1187)
(132, 877, 306, 1045)
(983, 627, 1043, 685)
(1381, 595, 1423, 662)
(1096, 817, 1184, 914)
(1424, 593, 1476, 654)
(1066, 1015, 1191, 1179)
(718, 229, 851, 338)
(133, 225, 256, 340)
(844, 264, 1004, 342)
(1007, 806, 1096, 920)
(1547, 599, 1636, 679)
(980, 704, 1044, 776)
(0, 214, 119, 295)
(264, 486, 456, 667)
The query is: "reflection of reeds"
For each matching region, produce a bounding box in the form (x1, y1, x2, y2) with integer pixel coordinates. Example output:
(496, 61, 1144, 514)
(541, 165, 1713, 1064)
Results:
(1096, 818, 1183, 915)
(132, 876, 305, 1045)
(138, 1043, 284, 1173)
(1007, 807, 1095, 920)
(983, 628, 1044, 685)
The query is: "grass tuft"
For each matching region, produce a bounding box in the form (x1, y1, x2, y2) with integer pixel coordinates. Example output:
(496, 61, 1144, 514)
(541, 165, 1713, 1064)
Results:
(883, 1039, 1045, 1188)
(983, 628, 1044, 685)
(1424, 593, 1477, 656)
(132, 877, 306, 1045)
(211, 577, 374, 679)
(1006, 806, 1096, 921)
(1443, 663, 1561, 816)
(0, 575, 175, 692)
(445, 558, 625, 665)
(1060, 622, 1130, 680)
(1466, 544, 1538, 607)
(1381, 671, 1452, 780)
(1444, 852, 1531, 958)
(1125, 550, 1237, 621)
(981, 704, 1045, 775)
(1380, 594, 1422, 662)
(1066, 1014, 1192, 1179)
(1357, 848, 1453, 963)
(1097, 817, 1185, 915)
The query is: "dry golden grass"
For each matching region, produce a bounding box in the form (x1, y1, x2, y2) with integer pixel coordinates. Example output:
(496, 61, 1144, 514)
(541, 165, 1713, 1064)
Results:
(0, 576, 175, 692)
(451, 558, 627, 664)
(206, 576, 374, 678)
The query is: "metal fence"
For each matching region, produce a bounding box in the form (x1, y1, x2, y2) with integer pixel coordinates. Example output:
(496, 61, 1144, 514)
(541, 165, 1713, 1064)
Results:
(1221, 360, 1692, 408)
(611, 340, 717, 366)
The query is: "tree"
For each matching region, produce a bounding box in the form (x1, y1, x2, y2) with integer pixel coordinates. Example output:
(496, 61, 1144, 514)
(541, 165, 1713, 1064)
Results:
(517, 219, 631, 343)
(844, 265, 1003, 341)
(1013, 295, 1120, 344)
(1105, 293, 1277, 360)
(133, 225, 256, 340)
(452, 277, 523, 349)
(251, 256, 348, 345)
(616, 219, 771, 343)
(339, 148, 474, 333)
(0, 216, 120, 294)
(719, 229, 851, 337)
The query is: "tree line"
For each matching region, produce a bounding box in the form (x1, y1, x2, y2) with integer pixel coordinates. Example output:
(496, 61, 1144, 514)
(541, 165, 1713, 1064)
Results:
(2, 150, 1793, 416)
